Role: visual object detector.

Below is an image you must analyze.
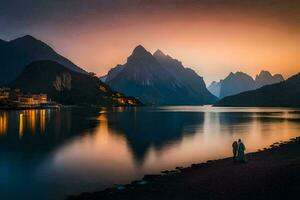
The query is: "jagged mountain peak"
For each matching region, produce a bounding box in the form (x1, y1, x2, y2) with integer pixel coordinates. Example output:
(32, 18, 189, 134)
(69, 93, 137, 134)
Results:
(255, 70, 284, 88)
(274, 74, 284, 79)
(9, 35, 41, 44)
(16, 34, 36, 40)
(255, 70, 272, 80)
(259, 70, 272, 75)
(226, 71, 248, 78)
(218, 71, 255, 99)
(153, 50, 183, 69)
(208, 70, 285, 99)
(233, 71, 249, 76)
(215, 72, 300, 107)
(0, 35, 87, 84)
(226, 71, 254, 81)
(103, 46, 217, 105)
(127, 45, 158, 68)
(153, 49, 166, 57)
(7, 35, 52, 54)
(132, 45, 149, 55)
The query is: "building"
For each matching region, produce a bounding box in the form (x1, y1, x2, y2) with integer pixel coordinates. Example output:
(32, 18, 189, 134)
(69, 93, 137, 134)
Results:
(17, 94, 48, 106)
(18, 95, 39, 106)
(0, 92, 9, 103)
(31, 94, 48, 104)
(0, 88, 52, 109)
(37, 94, 47, 103)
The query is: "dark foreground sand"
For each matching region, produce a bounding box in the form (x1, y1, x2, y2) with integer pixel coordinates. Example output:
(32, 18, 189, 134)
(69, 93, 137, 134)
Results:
(68, 137, 300, 200)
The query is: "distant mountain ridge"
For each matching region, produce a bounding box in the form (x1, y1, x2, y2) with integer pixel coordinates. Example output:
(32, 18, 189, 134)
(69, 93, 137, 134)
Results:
(0, 35, 87, 85)
(10, 60, 140, 106)
(219, 72, 255, 99)
(208, 71, 284, 98)
(255, 70, 284, 89)
(101, 45, 217, 105)
(214, 72, 300, 107)
(207, 81, 221, 98)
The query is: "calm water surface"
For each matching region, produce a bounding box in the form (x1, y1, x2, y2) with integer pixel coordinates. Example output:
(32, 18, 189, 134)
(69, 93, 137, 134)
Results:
(1, 106, 300, 200)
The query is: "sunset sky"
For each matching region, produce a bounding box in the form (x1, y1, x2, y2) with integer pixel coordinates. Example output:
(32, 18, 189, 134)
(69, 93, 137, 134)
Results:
(1, 0, 299, 83)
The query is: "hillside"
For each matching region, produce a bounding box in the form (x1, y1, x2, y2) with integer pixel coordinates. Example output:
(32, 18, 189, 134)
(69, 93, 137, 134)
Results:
(10, 60, 140, 106)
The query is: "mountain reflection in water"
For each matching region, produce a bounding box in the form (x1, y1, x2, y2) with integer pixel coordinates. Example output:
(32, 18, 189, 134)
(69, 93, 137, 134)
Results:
(105, 108, 205, 164)
(0, 106, 300, 200)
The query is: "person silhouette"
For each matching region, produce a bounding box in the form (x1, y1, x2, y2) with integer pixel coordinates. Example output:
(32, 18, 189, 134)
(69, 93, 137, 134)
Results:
(237, 139, 246, 163)
(232, 140, 238, 161)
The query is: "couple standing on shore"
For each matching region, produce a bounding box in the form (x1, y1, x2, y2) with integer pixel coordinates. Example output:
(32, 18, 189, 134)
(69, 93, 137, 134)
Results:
(232, 139, 246, 163)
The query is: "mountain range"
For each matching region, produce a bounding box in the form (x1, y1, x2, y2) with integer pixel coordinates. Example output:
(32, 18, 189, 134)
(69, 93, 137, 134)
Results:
(101, 45, 217, 105)
(214, 73, 300, 107)
(0, 35, 86, 85)
(1, 34, 294, 107)
(10, 60, 140, 106)
(255, 70, 284, 88)
(208, 71, 284, 98)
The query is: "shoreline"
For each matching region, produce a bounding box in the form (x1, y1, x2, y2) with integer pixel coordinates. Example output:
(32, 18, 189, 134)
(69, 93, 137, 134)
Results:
(68, 137, 300, 200)
(0, 106, 60, 110)
(0, 104, 143, 111)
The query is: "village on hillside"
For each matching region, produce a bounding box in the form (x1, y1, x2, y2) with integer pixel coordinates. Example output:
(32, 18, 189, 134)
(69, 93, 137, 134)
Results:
(0, 88, 59, 109)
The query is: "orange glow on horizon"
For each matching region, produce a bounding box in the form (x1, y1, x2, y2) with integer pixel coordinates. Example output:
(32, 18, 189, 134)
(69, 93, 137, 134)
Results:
(22, 2, 300, 84)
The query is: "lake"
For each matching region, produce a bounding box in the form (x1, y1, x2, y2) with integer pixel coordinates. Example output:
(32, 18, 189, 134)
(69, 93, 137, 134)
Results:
(0, 106, 300, 200)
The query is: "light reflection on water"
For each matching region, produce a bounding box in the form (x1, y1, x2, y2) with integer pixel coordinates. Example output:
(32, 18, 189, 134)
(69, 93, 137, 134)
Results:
(0, 106, 300, 200)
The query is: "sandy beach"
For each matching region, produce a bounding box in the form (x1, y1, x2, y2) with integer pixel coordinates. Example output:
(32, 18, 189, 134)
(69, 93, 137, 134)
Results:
(69, 137, 300, 200)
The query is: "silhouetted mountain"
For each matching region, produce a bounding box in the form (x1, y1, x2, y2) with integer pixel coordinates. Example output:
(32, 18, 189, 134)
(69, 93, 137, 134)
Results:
(102, 46, 217, 105)
(207, 81, 222, 97)
(208, 70, 284, 98)
(255, 70, 284, 89)
(153, 50, 216, 102)
(100, 64, 125, 82)
(10, 60, 140, 106)
(214, 73, 300, 107)
(219, 72, 255, 99)
(0, 35, 86, 85)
